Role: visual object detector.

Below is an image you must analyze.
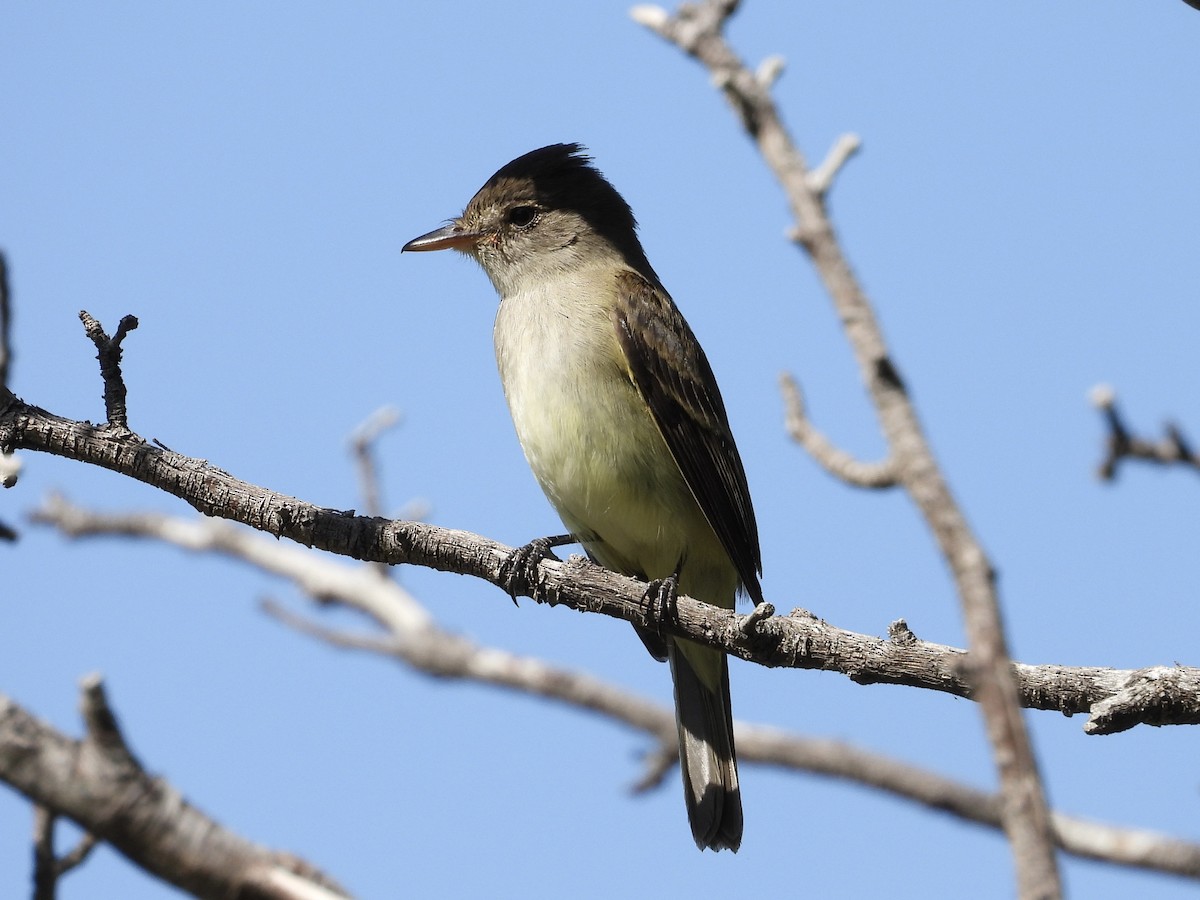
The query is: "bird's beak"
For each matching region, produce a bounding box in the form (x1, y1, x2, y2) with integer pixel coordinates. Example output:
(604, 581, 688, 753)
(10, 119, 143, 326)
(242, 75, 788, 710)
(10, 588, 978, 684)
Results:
(402, 221, 482, 253)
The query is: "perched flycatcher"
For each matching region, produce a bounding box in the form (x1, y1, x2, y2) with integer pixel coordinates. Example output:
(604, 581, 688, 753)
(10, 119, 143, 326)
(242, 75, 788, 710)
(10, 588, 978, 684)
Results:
(403, 143, 763, 852)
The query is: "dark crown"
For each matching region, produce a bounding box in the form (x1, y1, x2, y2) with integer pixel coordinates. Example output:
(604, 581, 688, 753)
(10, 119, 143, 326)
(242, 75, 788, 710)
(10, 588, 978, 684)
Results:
(478, 143, 652, 278)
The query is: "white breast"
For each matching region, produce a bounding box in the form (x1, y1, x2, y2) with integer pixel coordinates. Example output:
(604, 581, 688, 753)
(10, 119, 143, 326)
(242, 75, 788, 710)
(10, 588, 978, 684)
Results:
(492, 267, 722, 586)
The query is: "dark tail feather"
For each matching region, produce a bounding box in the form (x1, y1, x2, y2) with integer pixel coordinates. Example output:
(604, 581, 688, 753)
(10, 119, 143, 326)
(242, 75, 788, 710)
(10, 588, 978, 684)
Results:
(668, 639, 742, 851)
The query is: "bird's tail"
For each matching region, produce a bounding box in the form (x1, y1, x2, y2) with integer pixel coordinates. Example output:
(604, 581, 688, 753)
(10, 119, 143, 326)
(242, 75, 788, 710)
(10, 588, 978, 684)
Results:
(668, 638, 742, 851)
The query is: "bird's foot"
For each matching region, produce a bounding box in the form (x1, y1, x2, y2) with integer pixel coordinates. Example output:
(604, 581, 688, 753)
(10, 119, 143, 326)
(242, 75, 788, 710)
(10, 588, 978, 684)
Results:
(642, 573, 680, 634)
(499, 533, 574, 604)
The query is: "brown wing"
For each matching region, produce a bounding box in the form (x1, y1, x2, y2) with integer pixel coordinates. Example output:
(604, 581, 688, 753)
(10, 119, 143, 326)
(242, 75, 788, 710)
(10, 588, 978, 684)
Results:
(613, 269, 763, 604)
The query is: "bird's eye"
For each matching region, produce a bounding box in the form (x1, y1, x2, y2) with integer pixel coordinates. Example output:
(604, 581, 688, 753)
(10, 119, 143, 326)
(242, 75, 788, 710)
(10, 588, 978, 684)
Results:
(507, 205, 537, 228)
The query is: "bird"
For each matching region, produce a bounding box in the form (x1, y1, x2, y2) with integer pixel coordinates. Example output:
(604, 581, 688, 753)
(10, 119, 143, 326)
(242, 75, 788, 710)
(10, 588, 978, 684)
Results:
(403, 143, 763, 851)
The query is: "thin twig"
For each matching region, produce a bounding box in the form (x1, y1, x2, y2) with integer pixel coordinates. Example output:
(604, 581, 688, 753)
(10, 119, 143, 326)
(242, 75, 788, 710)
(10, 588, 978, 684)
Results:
(780, 373, 898, 488)
(1090, 384, 1200, 481)
(348, 405, 403, 578)
(261, 597, 402, 656)
(32, 806, 58, 900)
(32, 807, 97, 900)
(806, 133, 862, 198)
(53, 831, 97, 877)
(79, 310, 138, 431)
(348, 406, 401, 519)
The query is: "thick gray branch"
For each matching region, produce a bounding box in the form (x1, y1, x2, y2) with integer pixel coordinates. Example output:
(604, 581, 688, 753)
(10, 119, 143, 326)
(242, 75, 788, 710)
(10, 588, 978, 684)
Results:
(0, 677, 349, 900)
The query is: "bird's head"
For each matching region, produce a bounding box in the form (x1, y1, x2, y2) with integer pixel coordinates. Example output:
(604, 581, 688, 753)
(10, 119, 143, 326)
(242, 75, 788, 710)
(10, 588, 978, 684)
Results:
(403, 143, 655, 295)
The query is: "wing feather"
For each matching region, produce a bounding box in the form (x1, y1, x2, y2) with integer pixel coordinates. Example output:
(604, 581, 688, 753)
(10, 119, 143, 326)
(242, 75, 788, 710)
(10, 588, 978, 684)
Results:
(613, 270, 763, 604)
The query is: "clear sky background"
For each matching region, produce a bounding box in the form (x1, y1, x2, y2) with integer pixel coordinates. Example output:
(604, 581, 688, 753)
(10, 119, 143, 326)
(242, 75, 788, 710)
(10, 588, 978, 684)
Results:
(3, 3, 1199, 898)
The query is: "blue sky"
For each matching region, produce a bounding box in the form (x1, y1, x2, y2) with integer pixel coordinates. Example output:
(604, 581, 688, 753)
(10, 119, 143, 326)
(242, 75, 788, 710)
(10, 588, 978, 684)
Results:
(3, 2, 1200, 898)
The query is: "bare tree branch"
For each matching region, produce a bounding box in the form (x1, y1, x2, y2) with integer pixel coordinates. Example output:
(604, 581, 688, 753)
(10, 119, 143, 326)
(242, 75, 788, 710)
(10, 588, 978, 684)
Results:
(0, 251, 20, 537)
(806, 132, 861, 199)
(741, 723, 1200, 879)
(0, 677, 350, 900)
(348, 405, 402, 519)
(634, 2, 1061, 894)
(348, 405, 404, 580)
(5, 302, 1192, 886)
(780, 373, 898, 488)
(33, 806, 97, 900)
(1090, 384, 1200, 481)
(21, 447, 1200, 735)
(26, 496, 1200, 882)
(32, 806, 58, 900)
(78, 311, 138, 433)
(4, 309, 1198, 734)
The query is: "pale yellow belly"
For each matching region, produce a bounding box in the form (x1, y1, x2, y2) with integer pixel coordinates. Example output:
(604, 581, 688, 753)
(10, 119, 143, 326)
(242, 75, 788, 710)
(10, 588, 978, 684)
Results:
(494, 284, 736, 609)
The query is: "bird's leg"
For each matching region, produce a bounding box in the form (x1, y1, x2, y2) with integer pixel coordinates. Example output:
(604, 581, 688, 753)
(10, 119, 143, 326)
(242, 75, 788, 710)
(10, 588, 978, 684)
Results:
(643, 561, 683, 636)
(499, 533, 576, 604)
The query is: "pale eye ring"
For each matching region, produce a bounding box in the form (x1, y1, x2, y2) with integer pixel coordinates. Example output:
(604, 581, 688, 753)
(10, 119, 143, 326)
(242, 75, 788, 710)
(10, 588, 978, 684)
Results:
(507, 205, 537, 228)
